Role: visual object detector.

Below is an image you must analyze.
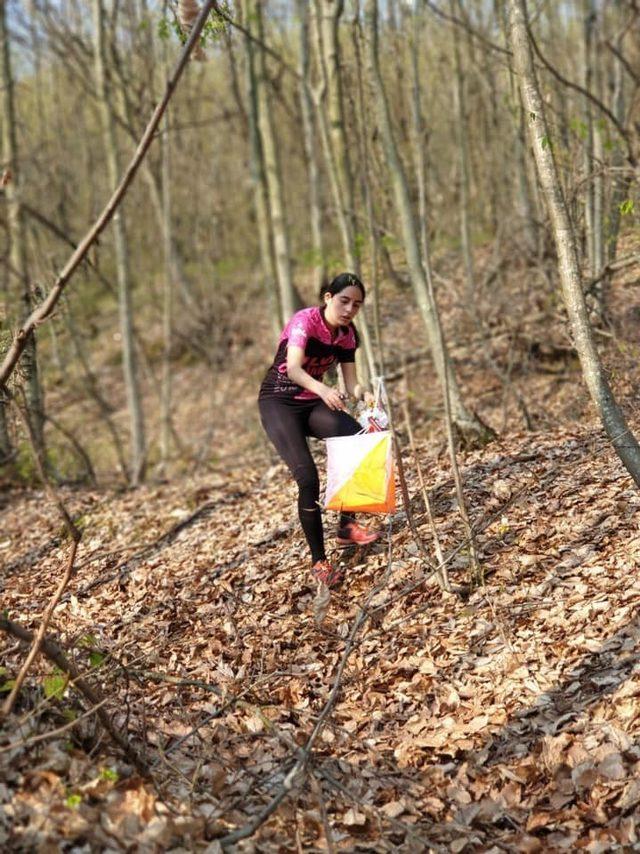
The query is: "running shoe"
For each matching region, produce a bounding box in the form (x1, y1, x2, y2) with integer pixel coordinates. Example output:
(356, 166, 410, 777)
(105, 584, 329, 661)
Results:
(336, 522, 380, 546)
(311, 560, 344, 588)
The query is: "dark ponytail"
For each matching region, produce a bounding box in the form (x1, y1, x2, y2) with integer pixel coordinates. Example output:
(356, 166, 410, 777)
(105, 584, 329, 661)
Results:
(318, 272, 366, 303)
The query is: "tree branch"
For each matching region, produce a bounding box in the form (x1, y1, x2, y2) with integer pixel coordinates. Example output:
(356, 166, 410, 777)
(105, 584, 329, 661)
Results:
(0, 617, 148, 774)
(0, 0, 218, 389)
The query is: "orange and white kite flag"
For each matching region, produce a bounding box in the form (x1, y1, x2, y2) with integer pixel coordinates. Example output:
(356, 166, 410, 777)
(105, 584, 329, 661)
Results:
(325, 431, 396, 515)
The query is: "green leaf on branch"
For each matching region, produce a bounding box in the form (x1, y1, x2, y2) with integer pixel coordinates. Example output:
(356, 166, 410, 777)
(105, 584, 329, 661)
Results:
(619, 199, 635, 216)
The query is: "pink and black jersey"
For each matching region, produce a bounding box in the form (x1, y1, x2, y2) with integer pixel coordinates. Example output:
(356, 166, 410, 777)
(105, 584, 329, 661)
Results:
(259, 306, 357, 400)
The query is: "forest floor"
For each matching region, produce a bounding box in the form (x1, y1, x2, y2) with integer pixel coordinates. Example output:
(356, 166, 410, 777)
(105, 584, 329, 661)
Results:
(2, 246, 640, 852)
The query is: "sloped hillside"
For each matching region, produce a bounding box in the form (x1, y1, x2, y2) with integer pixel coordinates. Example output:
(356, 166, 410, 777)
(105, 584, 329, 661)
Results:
(2, 251, 640, 850)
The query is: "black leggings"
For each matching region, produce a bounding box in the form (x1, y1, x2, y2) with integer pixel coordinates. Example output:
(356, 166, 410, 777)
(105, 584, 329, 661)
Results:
(259, 396, 361, 563)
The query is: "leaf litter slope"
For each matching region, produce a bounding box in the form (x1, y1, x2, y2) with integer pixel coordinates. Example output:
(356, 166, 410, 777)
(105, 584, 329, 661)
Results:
(3, 262, 640, 849)
(4, 418, 640, 850)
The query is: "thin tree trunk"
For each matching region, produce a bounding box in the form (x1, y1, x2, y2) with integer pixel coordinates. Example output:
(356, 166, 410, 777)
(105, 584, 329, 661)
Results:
(296, 0, 326, 294)
(160, 72, 173, 470)
(508, 0, 640, 487)
(241, 0, 280, 339)
(317, 0, 356, 257)
(93, 0, 146, 485)
(0, 398, 11, 464)
(583, 0, 597, 277)
(248, 0, 296, 325)
(365, 0, 492, 442)
(312, 0, 375, 384)
(1, 0, 45, 459)
(606, 36, 627, 265)
(63, 297, 129, 483)
(451, 0, 475, 295)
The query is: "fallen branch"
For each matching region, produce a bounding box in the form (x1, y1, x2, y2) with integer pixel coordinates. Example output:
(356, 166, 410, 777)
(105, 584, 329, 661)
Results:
(0, 617, 148, 775)
(1, 540, 79, 716)
(0, 698, 109, 754)
(217, 509, 398, 848)
(2, 394, 82, 716)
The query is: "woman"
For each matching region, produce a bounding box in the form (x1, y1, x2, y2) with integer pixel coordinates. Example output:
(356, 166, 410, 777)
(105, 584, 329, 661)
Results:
(259, 273, 379, 587)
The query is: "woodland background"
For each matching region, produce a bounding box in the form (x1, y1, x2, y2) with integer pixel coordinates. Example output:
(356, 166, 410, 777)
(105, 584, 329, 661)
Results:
(2, 0, 640, 850)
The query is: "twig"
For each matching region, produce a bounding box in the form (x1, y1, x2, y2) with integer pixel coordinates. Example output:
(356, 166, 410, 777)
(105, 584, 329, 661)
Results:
(316, 764, 443, 851)
(1, 394, 82, 717)
(164, 670, 289, 757)
(400, 360, 450, 591)
(0, 698, 109, 754)
(0, 617, 148, 775)
(126, 669, 223, 696)
(309, 772, 336, 854)
(217, 507, 398, 848)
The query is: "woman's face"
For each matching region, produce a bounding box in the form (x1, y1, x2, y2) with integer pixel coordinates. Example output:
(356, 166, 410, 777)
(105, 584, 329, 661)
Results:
(324, 285, 364, 327)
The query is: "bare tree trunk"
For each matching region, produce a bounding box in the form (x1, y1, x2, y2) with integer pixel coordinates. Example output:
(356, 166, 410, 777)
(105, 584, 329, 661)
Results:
(606, 39, 627, 265)
(0, 398, 11, 464)
(317, 0, 355, 257)
(365, 0, 492, 442)
(296, 0, 326, 293)
(248, 0, 296, 325)
(583, 0, 597, 278)
(451, 0, 475, 295)
(313, 0, 376, 386)
(63, 297, 129, 483)
(160, 72, 173, 470)
(508, 0, 640, 487)
(241, 0, 280, 339)
(1, 0, 45, 459)
(352, 12, 384, 371)
(93, 0, 146, 485)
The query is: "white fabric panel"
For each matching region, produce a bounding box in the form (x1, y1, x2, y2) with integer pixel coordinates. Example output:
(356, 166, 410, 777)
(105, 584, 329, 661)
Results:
(324, 431, 389, 507)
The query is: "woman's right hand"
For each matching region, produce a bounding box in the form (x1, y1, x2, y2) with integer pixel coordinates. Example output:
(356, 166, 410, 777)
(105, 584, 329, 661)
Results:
(320, 386, 346, 411)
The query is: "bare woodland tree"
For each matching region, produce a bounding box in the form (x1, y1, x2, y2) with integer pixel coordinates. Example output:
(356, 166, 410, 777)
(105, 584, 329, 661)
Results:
(296, 0, 326, 294)
(246, 0, 297, 326)
(241, 0, 281, 337)
(93, 0, 146, 485)
(1, 0, 45, 462)
(365, 0, 492, 442)
(312, 0, 376, 384)
(508, 0, 640, 487)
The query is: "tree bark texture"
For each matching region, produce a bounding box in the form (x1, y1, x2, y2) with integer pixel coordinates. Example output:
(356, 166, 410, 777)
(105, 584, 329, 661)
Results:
(0, 0, 45, 459)
(248, 0, 296, 326)
(364, 0, 490, 441)
(241, 0, 281, 338)
(312, 0, 376, 385)
(508, 0, 640, 488)
(93, 0, 146, 485)
(296, 0, 326, 294)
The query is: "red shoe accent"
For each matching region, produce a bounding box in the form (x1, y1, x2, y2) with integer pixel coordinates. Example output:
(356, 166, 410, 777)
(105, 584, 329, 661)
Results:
(336, 522, 380, 546)
(312, 560, 344, 588)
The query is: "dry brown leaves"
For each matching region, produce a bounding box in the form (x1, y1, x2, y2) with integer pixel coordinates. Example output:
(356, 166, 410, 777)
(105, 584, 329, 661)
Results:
(4, 251, 640, 849)
(3, 412, 640, 851)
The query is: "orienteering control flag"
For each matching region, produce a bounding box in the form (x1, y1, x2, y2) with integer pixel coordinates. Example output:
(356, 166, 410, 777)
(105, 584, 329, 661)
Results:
(325, 430, 396, 514)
